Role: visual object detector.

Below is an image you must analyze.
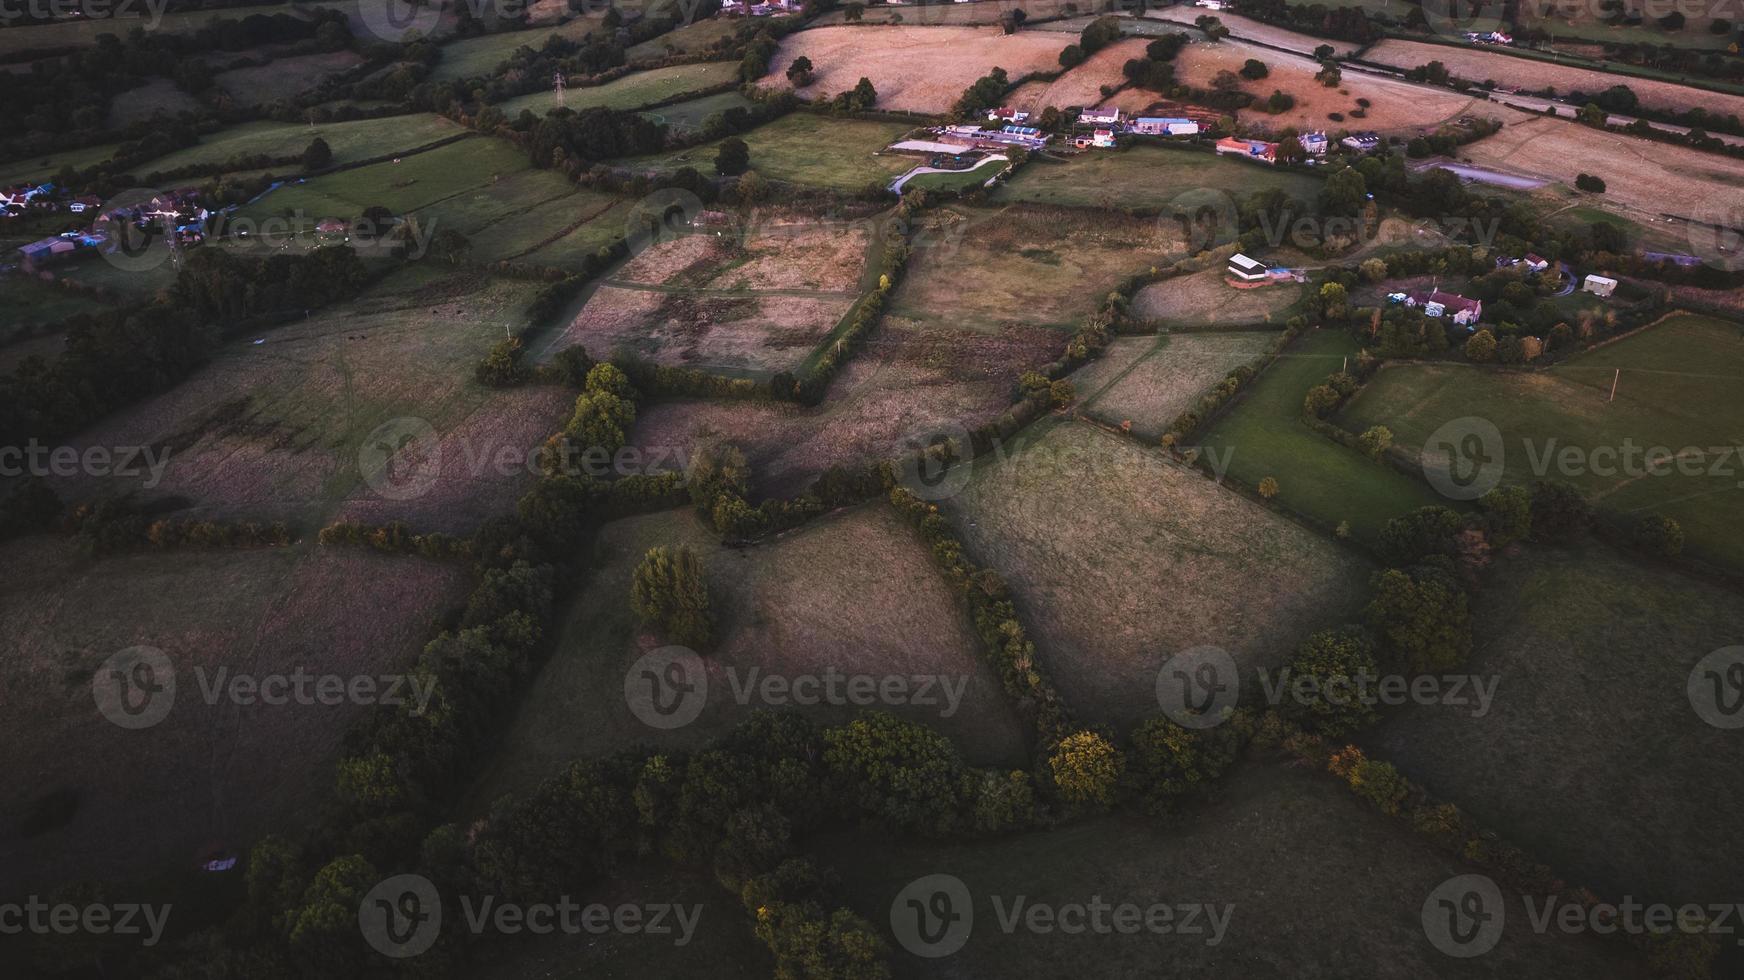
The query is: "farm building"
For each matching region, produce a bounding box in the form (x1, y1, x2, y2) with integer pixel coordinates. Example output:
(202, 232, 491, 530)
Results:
(1522, 253, 1549, 273)
(1215, 137, 1277, 165)
(1405, 289, 1483, 326)
(987, 107, 1029, 123)
(1583, 274, 1618, 298)
(1228, 252, 1268, 283)
(1341, 132, 1382, 152)
(1134, 117, 1200, 136)
(17, 232, 101, 271)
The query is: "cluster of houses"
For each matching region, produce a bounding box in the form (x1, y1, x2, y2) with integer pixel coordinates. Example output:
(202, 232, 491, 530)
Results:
(1389, 288, 1485, 326)
(2, 181, 103, 219)
(1465, 30, 1514, 45)
(720, 0, 800, 16)
(1213, 131, 1330, 165)
(990, 106, 1207, 150)
(11, 188, 208, 273)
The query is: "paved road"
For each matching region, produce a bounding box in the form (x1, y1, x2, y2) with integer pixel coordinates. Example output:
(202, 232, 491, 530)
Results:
(888, 154, 1008, 193)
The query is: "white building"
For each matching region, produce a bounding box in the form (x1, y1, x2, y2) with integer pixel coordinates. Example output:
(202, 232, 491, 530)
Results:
(1583, 274, 1618, 298)
(1134, 117, 1199, 136)
(1080, 106, 1121, 126)
(1228, 252, 1268, 283)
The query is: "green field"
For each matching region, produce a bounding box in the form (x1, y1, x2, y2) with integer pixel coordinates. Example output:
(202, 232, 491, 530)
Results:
(1338, 312, 1744, 568)
(1200, 329, 1451, 544)
(900, 156, 1008, 193)
(431, 16, 603, 81)
(625, 15, 745, 61)
(0, 275, 116, 332)
(995, 144, 1323, 209)
(0, 1, 357, 57)
(638, 90, 759, 134)
(0, 140, 122, 186)
(125, 113, 465, 178)
(624, 113, 916, 190)
(495, 60, 741, 117)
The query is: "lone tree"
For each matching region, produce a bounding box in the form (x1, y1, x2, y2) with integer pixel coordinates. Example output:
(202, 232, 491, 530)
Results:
(1240, 58, 1269, 80)
(715, 137, 750, 176)
(631, 545, 716, 648)
(785, 55, 814, 86)
(303, 136, 332, 171)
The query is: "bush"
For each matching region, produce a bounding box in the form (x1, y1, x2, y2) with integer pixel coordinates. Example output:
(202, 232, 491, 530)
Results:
(1632, 514, 1684, 557)
(1575, 172, 1607, 193)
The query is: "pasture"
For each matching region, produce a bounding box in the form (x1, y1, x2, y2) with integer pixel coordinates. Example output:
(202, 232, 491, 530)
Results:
(430, 16, 603, 81)
(107, 79, 203, 125)
(125, 113, 465, 178)
(818, 761, 1634, 976)
(625, 15, 744, 61)
(41, 266, 570, 533)
(213, 51, 365, 105)
(0, 274, 116, 333)
(494, 60, 740, 116)
(1337, 312, 1744, 569)
(1363, 540, 1744, 906)
(1132, 266, 1306, 326)
(1199, 329, 1453, 544)
(1147, 6, 1359, 56)
(947, 419, 1370, 732)
(759, 25, 1068, 114)
(1072, 331, 1277, 441)
(891, 204, 1188, 335)
(0, 1, 360, 58)
(993, 144, 1323, 210)
(624, 113, 915, 190)
(0, 536, 469, 895)
(639, 90, 760, 133)
(470, 503, 1032, 805)
(0, 140, 122, 186)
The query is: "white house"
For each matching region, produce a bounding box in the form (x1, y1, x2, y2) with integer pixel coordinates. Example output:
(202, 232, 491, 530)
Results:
(1582, 274, 1618, 298)
(1228, 252, 1268, 283)
(1298, 131, 1329, 155)
(1080, 106, 1121, 126)
(1092, 129, 1116, 148)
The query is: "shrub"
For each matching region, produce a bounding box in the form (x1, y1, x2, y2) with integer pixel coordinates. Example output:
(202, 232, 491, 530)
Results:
(1632, 514, 1684, 557)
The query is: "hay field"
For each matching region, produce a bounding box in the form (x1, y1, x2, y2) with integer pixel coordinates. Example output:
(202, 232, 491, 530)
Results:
(891, 204, 1188, 335)
(948, 419, 1371, 732)
(818, 763, 1636, 977)
(1004, 37, 1157, 115)
(1073, 331, 1276, 440)
(1149, 6, 1359, 56)
(1364, 39, 1744, 119)
(1133, 266, 1304, 325)
(471, 504, 1033, 804)
(0, 537, 469, 894)
(43, 268, 570, 534)
(1457, 114, 1744, 218)
(1364, 541, 1744, 907)
(759, 25, 1070, 113)
(1174, 39, 1504, 133)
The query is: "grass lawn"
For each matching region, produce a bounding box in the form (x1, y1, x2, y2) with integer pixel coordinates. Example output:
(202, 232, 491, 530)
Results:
(1363, 539, 1744, 907)
(494, 60, 741, 116)
(994, 144, 1323, 210)
(125, 113, 465, 178)
(623, 113, 915, 190)
(1200, 329, 1452, 545)
(1337, 313, 1744, 569)
(948, 418, 1371, 732)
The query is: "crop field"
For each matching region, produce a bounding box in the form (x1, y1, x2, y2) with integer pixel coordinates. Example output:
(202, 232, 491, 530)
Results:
(624, 113, 916, 190)
(1363, 541, 1744, 906)
(817, 761, 1634, 977)
(107, 79, 203, 125)
(213, 50, 366, 105)
(125, 113, 465, 178)
(0, 536, 469, 895)
(1148, 6, 1360, 56)
(430, 16, 603, 81)
(494, 60, 741, 117)
(42, 267, 571, 533)
(760, 25, 1069, 113)
(891, 204, 1187, 335)
(1363, 39, 1744, 118)
(947, 419, 1369, 732)
(994, 143, 1323, 209)
(639, 90, 760, 133)
(471, 504, 1032, 804)
(1458, 114, 1744, 219)
(1073, 331, 1277, 440)
(1200, 329, 1453, 544)
(1133, 266, 1306, 325)
(1174, 39, 1503, 133)
(1337, 313, 1744, 569)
